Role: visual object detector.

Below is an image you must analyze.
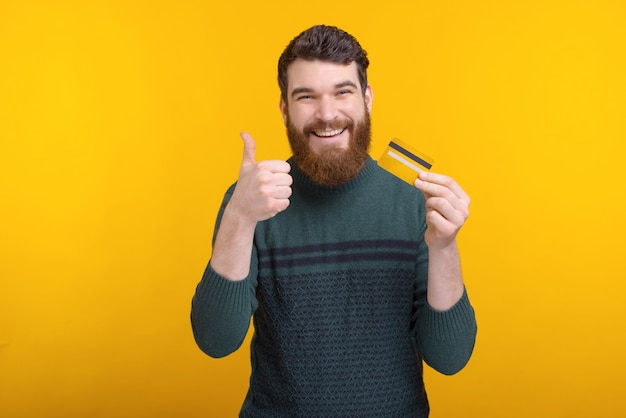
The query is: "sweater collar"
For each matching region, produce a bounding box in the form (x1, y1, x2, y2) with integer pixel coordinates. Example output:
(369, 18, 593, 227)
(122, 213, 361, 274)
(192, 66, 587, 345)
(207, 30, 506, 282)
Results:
(289, 155, 378, 194)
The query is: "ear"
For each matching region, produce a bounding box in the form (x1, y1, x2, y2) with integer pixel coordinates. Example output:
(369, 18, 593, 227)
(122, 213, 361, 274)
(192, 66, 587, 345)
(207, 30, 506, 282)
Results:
(364, 84, 374, 114)
(279, 97, 288, 126)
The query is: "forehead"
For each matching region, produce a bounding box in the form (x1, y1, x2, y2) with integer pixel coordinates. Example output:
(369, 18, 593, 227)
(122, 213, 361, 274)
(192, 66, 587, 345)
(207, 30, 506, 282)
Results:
(286, 59, 360, 92)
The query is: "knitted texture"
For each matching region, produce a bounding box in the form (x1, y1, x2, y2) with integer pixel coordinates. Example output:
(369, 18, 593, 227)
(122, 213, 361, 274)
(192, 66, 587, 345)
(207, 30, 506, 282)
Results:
(191, 157, 477, 417)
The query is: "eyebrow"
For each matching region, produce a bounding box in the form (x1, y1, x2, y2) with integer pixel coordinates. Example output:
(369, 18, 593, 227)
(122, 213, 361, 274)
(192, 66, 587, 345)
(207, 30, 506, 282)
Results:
(290, 81, 359, 99)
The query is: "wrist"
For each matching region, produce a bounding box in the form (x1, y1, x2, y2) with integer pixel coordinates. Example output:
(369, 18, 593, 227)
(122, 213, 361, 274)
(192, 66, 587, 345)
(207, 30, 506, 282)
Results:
(427, 238, 458, 256)
(222, 201, 258, 233)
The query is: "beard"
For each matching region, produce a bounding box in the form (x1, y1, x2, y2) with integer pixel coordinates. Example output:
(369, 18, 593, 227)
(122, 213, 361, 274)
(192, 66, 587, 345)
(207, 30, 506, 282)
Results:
(286, 107, 371, 187)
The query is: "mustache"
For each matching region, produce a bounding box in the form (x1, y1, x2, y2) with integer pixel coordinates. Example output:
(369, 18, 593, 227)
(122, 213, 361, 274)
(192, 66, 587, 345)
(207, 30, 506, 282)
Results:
(304, 119, 354, 133)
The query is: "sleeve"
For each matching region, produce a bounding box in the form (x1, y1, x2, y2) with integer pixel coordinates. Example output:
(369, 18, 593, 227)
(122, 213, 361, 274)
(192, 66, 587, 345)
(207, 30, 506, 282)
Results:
(411, 225, 478, 375)
(190, 185, 260, 358)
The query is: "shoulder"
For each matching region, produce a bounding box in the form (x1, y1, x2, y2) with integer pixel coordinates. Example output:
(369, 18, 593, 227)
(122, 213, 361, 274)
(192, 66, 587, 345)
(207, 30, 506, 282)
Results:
(370, 162, 425, 204)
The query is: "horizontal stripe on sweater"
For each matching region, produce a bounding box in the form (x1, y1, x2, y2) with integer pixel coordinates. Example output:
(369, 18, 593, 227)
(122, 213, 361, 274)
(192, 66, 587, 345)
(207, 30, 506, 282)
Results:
(258, 239, 420, 269)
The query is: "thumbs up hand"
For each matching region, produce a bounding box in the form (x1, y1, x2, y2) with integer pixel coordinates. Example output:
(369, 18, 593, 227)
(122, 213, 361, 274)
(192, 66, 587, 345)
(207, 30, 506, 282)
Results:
(228, 132, 293, 223)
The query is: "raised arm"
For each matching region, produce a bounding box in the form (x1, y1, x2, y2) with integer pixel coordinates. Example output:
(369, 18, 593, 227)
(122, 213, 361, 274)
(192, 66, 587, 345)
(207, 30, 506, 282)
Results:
(210, 132, 293, 281)
(191, 132, 292, 358)
(414, 171, 470, 310)
(413, 171, 477, 374)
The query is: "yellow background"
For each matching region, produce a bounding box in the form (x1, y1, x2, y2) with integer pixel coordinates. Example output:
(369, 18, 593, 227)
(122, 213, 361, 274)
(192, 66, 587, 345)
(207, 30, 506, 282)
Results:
(1, 1, 625, 417)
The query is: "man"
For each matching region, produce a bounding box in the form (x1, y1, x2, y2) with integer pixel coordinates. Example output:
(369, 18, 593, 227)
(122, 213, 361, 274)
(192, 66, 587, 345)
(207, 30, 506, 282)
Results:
(191, 24, 477, 417)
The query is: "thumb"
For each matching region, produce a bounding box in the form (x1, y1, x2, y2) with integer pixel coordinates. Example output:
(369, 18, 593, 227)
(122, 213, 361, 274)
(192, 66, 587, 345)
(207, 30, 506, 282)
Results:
(240, 131, 256, 167)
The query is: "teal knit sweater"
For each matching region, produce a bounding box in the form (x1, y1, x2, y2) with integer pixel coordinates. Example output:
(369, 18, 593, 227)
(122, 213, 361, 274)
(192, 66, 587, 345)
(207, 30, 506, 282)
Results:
(191, 156, 477, 417)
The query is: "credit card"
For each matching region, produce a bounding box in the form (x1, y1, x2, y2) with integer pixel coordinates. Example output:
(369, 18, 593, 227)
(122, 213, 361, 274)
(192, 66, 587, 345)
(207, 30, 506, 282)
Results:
(377, 138, 434, 184)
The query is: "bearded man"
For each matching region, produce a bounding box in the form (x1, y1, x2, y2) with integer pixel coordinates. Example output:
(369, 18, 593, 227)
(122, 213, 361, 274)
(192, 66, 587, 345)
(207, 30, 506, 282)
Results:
(191, 25, 477, 417)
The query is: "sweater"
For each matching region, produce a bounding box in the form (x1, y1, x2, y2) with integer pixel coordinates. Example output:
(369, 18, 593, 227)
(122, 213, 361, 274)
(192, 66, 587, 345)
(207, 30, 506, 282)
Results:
(191, 156, 477, 417)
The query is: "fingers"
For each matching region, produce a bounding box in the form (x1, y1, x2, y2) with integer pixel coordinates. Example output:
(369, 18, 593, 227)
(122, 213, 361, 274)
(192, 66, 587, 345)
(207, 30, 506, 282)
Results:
(255, 160, 292, 177)
(414, 172, 470, 210)
(256, 170, 293, 199)
(414, 171, 470, 247)
(240, 131, 290, 174)
(230, 132, 293, 222)
(240, 131, 257, 167)
(424, 196, 467, 229)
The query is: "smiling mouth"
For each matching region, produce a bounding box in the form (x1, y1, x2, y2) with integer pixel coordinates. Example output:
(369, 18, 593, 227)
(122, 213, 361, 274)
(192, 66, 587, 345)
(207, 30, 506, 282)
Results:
(312, 128, 345, 138)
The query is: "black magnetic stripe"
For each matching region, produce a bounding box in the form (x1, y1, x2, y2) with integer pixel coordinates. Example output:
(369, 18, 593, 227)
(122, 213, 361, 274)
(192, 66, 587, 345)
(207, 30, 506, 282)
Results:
(257, 239, 419, 259)
(259, 251, 417, 270)
(388, 141, 432, 170)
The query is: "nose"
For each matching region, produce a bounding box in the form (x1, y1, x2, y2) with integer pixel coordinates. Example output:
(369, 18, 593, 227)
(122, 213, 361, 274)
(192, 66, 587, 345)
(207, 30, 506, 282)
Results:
(315, 95, 338, 122)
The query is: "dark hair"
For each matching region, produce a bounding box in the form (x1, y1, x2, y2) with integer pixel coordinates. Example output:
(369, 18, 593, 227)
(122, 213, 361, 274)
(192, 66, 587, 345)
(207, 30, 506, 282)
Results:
(278, 25, 370, 102)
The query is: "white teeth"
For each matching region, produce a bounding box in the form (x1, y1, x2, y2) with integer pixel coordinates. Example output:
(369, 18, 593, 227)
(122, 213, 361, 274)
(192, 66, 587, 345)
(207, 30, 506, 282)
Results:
(314, 129, 344, 137)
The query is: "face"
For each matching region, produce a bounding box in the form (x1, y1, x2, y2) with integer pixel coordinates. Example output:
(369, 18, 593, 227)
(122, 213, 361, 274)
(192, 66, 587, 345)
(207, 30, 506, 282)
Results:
(280, 59, 374, 186)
